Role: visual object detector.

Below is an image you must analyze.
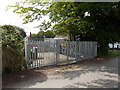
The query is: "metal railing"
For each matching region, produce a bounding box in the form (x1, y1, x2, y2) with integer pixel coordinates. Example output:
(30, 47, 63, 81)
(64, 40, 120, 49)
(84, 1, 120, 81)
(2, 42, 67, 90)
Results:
(24, 38, 97, 69)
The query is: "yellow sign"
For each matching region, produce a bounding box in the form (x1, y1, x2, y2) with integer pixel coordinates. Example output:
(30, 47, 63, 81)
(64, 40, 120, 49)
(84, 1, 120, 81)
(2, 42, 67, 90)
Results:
(61, 42, 67, 46)
(80, 43, 83, 45)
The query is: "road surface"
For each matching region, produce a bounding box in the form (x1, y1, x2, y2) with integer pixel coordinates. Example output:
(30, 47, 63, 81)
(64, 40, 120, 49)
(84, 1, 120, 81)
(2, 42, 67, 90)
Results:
(3, 56, 119, 88)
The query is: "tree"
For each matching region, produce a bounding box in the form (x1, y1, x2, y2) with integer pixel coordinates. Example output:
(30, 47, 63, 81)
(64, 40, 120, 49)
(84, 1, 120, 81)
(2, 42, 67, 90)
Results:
(80, 2, 120, 56)
(37, 30, 45, 37)
(44, 30, 56, 38)
(48, 2, 120, 56)
(15, 26, 26, 38)
(29, 33, 43, 40)
(10, 1, 120, 56)
(30, 30, 56, 41)
(1, 25, 26, 73)
(37, 30, 56, 38)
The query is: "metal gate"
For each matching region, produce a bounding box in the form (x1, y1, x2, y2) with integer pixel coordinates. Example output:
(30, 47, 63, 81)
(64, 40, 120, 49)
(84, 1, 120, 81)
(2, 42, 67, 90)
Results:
(24, 38, 97, 69)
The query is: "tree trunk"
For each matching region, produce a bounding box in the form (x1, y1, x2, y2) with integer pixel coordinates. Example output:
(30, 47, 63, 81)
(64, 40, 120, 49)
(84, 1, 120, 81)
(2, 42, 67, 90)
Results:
(97, 42, 109, 57)
(112, 43, 114, 49)
(69, 34, 75, 41)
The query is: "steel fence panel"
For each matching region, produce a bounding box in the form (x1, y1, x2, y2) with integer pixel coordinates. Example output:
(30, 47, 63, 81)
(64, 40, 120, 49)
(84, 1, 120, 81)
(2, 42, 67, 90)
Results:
(25, 38, 97, 69)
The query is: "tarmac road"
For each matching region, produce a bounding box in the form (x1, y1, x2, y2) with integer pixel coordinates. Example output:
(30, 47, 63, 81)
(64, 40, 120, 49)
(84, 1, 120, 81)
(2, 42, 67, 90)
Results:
(3, 56, 119, 88)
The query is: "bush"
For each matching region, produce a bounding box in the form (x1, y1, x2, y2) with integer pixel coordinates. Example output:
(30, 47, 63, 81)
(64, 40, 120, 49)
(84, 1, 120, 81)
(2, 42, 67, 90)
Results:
(1, 25, 26, 74)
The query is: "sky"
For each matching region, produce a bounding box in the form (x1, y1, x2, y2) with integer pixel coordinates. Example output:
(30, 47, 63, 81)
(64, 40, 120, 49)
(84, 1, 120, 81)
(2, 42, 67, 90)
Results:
(0, 0, 50, 35)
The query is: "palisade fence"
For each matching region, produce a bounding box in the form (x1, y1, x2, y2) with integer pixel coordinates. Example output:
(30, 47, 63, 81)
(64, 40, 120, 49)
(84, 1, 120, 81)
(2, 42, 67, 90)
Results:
(24, 37, 97, 69)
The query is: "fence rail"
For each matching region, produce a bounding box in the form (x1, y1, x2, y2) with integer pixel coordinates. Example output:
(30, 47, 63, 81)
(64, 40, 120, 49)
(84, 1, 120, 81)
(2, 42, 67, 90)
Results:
(25, 38, 97, 69)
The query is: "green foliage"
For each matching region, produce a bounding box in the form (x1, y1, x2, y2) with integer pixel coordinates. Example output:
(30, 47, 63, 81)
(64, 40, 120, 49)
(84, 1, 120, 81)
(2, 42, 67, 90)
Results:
(50, 2, 120, 56)
(44, 30, 56, 38)
(31, 30, 56, 41)
(30, 33, 44, 41)
(8, 1, 49, 24)
(1, 25, 26, 73)
(10, 1, 120, 56)
(37, 21, 51, 31)
(1, 25, 26, 50)
(37, 30, 56, 38)
(108, 50, 120, 57)
(15, 26, 26, 38)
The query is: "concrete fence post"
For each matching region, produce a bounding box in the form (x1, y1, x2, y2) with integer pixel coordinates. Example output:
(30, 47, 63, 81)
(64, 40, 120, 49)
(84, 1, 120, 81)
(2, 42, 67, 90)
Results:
(56, 40, 60, 65)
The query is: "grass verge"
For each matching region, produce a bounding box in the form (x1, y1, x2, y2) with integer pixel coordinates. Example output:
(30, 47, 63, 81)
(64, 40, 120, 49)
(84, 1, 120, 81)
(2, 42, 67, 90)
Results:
(108, 50, 120, 57)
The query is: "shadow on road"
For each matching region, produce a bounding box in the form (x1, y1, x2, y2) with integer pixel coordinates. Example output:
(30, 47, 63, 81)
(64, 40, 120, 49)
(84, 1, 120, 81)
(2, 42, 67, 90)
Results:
(2, 69, 48, 88)
(64, 79, 118, 88)
(61, 57, 118, 88)
(2, 57, 119, 88)
(62, 57, 118, 77)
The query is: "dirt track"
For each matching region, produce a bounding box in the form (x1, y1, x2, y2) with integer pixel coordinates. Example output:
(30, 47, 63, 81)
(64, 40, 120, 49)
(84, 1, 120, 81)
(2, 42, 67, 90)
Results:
(3, 56, 119, 88)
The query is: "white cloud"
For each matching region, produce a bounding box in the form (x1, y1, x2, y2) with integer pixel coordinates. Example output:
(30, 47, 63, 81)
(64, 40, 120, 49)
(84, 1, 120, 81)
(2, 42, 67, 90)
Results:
(0, 0, 50, 35)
